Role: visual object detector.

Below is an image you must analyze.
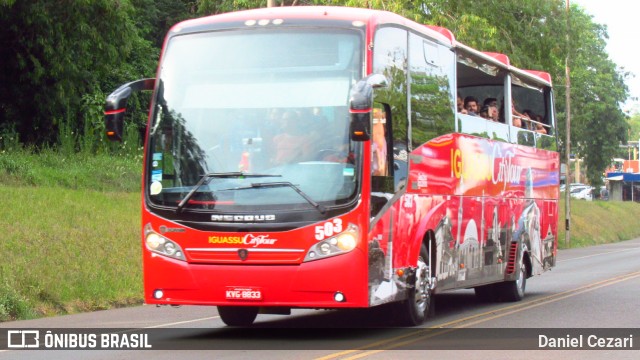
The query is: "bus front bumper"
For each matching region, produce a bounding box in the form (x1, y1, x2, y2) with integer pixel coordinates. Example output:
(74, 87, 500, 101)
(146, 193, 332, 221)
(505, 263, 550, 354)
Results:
(143, 249, 369, 308)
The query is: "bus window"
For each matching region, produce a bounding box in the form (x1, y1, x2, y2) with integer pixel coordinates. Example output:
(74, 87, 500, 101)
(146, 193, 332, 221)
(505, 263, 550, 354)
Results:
(409, 34, 455, 148)
(510, 74, 555, 149)
(372, 27, 409, 216)
(373, 26, 408, 161)
(370, 103, 395, 217)
(456, 51, 509, 142)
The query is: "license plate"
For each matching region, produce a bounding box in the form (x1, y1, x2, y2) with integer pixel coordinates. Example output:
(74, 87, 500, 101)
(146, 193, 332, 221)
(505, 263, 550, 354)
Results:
(225, 287, 262, 301)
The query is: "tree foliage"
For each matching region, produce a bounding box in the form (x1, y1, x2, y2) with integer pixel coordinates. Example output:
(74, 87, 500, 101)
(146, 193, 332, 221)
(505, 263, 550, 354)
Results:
(628, 113, 640, 142)
(0, 0, 156, 147)
(0, 0, 631, 184)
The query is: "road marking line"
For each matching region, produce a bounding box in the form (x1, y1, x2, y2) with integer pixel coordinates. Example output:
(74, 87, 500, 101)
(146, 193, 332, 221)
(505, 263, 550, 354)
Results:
(143, 316, 220, 328)
(315, 270, 640, 360)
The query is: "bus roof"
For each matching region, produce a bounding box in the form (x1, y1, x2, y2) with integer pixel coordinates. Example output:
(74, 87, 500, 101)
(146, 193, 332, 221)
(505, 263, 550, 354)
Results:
(456, 42, 552, 87)
(171, 6, 552, 87)
(170, 6, 454, 46)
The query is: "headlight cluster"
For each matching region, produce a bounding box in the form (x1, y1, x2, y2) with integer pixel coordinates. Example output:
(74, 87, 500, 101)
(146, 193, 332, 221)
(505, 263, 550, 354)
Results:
(144, 224, 186, 261)
(304, 224, 359, 262)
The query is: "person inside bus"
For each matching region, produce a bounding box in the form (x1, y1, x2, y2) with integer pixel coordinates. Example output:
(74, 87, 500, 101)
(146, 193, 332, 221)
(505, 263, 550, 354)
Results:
(534, 114, 547, 134)
(457, 93, 468, 114)
(464, 96, 479, 116)
(482, 98, 500, 122)
(521, 109, 547, 133)
(512, 101, 530, 126)
(483, 97, 498, 108)
(500, 99, 529, 128)
(479, 105, 491, 120)
(522, 109, 536, 130)
(271, 110, 312, 165)
(488, 105, 499, 122)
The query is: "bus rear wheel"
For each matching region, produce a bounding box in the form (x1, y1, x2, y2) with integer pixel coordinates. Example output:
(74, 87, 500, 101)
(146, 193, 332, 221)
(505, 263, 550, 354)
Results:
(500, 252, 527, 302)
(217, 306, 259, 326)
(395, 243, 432, 326)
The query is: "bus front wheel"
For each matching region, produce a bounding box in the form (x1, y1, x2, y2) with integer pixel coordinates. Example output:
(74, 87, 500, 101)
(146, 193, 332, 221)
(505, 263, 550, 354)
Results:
(395, 243, 432, 326)
(217, 306, 259, 326)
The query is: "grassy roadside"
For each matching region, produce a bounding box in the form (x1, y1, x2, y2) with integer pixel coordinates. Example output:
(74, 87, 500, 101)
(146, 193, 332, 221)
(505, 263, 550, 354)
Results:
(557, 197, 640, 248)
(1, 150, 640, 321)
(0, 150, 141, 192)
(1, 150, 142, 321)
(0, 186, 141, 320)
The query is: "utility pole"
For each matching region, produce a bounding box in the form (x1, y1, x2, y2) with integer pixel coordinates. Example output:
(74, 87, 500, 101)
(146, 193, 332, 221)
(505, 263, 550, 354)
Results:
(565, 0, 571, 248)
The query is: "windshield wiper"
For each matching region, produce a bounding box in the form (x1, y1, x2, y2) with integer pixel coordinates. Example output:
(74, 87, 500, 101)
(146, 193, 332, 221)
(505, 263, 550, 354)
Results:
(248, 182, 326, 214)
(176, 172, 281, 213)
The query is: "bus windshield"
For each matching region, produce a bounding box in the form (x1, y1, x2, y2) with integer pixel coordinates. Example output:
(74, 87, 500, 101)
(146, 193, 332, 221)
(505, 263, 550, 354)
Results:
(146, 28, 364, 212)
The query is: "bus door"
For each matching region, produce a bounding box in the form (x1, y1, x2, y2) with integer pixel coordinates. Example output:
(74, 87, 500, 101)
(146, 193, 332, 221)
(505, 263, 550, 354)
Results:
(368, 25, 410, 306)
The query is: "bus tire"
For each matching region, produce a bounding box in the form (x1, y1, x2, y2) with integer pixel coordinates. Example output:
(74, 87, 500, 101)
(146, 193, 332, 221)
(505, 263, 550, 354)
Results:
(217, 306, 259, 326)
(500, 252, 527, 302)
(395, 243, 432, 326)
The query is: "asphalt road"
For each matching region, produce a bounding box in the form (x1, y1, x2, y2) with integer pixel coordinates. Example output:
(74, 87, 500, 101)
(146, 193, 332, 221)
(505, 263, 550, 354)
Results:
(2, 238, 640, 359)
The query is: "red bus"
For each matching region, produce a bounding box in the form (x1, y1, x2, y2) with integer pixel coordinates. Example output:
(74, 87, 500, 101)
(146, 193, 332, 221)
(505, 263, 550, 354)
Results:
(105, 6, 559, 326)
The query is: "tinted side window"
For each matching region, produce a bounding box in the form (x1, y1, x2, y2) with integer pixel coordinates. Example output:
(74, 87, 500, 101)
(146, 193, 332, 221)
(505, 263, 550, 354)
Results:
(409, 34, 455, 148)
(373, 26, 409, 191)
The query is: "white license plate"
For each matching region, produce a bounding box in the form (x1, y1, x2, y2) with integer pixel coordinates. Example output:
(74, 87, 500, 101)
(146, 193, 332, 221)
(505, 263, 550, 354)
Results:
(225, 287, 262, 301)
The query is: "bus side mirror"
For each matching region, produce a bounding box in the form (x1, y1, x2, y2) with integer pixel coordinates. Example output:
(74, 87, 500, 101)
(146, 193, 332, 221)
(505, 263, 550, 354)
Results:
(104, 78, 155, 141)
(349, 74, 387, 141)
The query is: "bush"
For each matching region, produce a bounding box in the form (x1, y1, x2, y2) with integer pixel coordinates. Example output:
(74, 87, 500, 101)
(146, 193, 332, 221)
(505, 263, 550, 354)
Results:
(0, 282, 35, 321)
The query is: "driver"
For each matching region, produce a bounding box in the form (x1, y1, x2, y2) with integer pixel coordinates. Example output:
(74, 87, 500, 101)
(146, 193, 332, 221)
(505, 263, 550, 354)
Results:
(271, 110, 312, 165)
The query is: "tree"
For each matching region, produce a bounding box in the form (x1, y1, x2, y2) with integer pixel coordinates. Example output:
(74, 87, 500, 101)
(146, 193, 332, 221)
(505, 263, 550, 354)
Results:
(563, 6, 628, 187)
(131, 0, 196, 48)
(0, 0, 156, 146)
(0, 0, 632, 172)
(628, 112, 640, 142)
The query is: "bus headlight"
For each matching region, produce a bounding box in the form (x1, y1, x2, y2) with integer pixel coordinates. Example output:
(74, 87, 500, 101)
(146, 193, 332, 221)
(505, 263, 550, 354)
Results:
(336, 231, 357, 251)
(146, 233, 165, 250)
(144, 224, 186, 261)
(304, 224, 359, 262)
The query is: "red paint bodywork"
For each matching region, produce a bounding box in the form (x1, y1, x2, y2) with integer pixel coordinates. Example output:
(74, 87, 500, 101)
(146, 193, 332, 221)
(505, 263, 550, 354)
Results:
(140, 6, 558, 309)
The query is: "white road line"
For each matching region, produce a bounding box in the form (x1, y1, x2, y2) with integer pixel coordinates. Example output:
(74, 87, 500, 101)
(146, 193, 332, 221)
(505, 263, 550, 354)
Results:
(143, 316, 220, 328)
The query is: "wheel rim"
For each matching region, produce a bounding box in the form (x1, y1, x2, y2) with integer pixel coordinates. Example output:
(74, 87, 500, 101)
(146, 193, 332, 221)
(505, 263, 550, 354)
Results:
(414, 256, 430, 313)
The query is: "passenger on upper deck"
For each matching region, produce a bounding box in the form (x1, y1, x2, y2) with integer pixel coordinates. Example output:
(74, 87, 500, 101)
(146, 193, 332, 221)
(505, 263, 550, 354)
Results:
(522, 109, 536, 130)
(510, 100, 530, 128)
(457, 94, 468, 114)
(479, 105, 498, 122)
(483, 97, 498, 107)
(534, 114, 547, 134)
(464, 96, 479, 116)
(483, 98, 499, 122)
(479, 105, 490, 120)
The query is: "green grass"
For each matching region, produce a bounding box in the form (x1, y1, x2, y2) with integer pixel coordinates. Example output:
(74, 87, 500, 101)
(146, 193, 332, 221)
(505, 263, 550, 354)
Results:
(558, 197, 640, 248)
(0, 185, 142, 320)
(0, 149, 141, 192)
(0, 149, 143, 321)
(1, 149, 640, 321)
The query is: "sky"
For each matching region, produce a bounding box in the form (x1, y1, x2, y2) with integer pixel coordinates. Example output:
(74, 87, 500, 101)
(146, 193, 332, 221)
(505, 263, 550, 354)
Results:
(571, 0, 640, 112)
